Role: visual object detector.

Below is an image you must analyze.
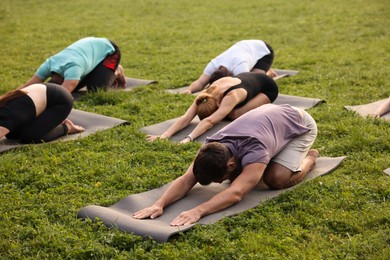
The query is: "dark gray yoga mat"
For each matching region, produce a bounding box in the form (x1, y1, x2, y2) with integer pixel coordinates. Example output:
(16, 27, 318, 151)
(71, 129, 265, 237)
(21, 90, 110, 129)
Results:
(167, 91, 324, 110)
(72, 77, 157, 99)
(141, 117, 228, 143)
(0, 109, 128, 154)
(166, 78, 325, 110)
(344, 99, 390, 121)
(273, 94, 325, 109)
(166, 69, 299, 94)
(123, 77, 157, 91)
(78, 156, 346, 243)
(140, 93, 325, 143)
(272, 69, 299, 80)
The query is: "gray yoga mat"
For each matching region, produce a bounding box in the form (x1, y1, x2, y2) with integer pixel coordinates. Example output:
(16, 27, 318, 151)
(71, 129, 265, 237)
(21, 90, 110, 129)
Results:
(384, 168, 390, 176)
(165, 89, 325, 110)
(166, 79, 325, 110)
(166, 69, 299, 94)
(272, 69, 299, 80)
(72, 77, 157, 99)
(344, 99, 390, 121)
(0, 109, 128, 154)
(141, 117, 228, 143)
(273, 94, 325, 109)
(78, 156, 346, 243)
(123, 77, 157, 91)
(140, 93, 325, 143)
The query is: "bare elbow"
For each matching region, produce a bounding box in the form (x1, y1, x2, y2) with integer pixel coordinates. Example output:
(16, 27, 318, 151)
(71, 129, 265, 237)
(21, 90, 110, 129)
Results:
(233, 195, 242, 204)
(231, 190, 245, 204)
(202, 117, 216, 130)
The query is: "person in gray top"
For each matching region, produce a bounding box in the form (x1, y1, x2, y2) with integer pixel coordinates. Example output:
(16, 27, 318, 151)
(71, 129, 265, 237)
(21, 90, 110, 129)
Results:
(134, 104, 319, 226)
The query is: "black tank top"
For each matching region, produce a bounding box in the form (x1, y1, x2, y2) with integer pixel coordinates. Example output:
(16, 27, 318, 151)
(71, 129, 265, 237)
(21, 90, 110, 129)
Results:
(223, 72, 278, 108)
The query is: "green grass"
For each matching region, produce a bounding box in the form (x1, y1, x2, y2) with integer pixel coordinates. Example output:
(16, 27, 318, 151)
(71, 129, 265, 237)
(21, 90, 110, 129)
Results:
(0, 0, 389, 258)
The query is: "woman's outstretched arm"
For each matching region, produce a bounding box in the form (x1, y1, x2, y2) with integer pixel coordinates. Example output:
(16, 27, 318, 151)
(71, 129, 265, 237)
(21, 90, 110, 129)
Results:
(184, 74, 211, 94)
(180, 91, 243, 143)
(147, 101, 198, 141)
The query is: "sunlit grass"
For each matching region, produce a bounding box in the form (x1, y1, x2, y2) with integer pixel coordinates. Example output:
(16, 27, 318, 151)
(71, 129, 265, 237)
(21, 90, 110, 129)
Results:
(0, 0, 389, 258)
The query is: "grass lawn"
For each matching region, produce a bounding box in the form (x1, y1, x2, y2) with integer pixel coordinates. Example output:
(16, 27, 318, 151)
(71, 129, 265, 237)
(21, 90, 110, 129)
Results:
(0, 0, 389, 258)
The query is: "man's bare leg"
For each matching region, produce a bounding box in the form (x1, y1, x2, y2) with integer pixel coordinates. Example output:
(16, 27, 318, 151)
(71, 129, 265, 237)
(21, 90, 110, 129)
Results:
(262, 149, 320, 190)
(285, 149, 320, 188)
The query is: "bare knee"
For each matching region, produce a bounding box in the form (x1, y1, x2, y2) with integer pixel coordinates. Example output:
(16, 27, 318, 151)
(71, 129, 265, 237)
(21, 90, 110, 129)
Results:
(262, 162, 293, 190)
(263, 174, 287, 190)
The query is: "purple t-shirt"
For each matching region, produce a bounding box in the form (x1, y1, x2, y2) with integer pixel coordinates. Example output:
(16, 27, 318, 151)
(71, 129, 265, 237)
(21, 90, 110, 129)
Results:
(205, 104, 310, 168)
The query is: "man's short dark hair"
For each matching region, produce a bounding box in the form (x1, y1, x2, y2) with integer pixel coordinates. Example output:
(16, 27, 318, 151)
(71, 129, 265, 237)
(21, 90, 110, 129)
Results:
(193, 142, 231, 185)
(208, 67, 229, 85)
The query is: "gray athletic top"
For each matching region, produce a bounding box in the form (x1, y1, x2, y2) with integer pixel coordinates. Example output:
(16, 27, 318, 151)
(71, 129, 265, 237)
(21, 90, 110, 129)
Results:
(205, 104, 311, 168)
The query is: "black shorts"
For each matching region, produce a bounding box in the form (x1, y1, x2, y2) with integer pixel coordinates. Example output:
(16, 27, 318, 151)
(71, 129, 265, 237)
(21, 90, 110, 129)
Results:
(252, 42, 274, 72)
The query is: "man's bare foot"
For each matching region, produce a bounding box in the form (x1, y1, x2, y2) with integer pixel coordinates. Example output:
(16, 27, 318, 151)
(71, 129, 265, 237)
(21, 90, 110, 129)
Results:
(266, 69, 277, 78)
(307, 149, 320, 159)
(306, 149, 320, 171)
(63, 119, 85, 134)
(114, 65, 126, 88)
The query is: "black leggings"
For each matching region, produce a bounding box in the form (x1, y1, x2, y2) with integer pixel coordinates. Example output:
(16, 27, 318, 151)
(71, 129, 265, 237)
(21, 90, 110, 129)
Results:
(253, 42, 274, 72)
(75, 41, 122, 92)
(4, 83, 73, 143)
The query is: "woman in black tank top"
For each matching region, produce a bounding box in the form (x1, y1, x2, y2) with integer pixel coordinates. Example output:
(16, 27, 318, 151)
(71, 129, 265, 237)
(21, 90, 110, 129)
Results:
(223, 72, 278, 109)
(147, 72, 278, 144)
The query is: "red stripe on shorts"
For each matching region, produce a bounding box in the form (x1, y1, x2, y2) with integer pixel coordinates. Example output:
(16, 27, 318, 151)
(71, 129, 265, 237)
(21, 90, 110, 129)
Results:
(102, 52, 119, 71)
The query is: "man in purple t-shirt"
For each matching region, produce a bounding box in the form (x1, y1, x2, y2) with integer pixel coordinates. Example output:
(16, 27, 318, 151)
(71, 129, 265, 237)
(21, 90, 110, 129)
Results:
(134, 104, 319, 226)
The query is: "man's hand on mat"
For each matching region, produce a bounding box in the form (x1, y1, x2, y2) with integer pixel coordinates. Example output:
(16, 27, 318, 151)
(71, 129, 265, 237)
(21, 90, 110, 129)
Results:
(170, 209, 201, 226)
(133, 205, 163, 219)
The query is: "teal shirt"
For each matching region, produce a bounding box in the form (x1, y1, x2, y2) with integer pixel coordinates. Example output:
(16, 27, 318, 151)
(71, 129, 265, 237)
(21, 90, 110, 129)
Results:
(36, 37, 115, 81)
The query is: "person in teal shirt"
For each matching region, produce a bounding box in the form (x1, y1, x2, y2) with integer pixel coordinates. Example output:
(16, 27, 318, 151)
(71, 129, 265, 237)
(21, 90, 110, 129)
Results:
(20, 37, 126, 92)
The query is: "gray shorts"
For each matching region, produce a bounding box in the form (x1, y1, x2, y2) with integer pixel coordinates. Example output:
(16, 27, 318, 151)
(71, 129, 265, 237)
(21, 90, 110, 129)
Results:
(271, 107, 317, 172)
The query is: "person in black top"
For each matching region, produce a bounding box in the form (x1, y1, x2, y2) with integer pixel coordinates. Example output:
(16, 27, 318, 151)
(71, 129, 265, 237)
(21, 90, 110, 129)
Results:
(147, 72, 278, 144)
